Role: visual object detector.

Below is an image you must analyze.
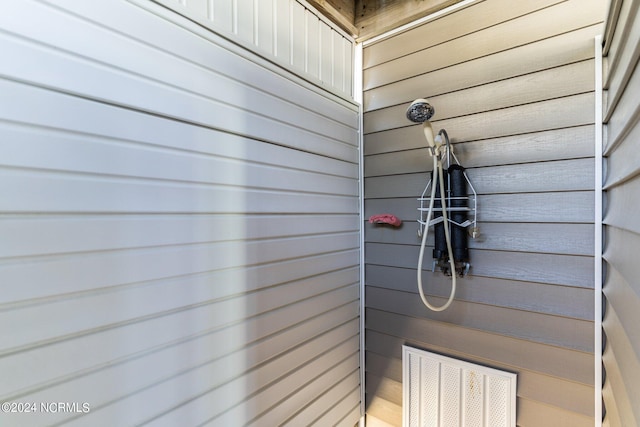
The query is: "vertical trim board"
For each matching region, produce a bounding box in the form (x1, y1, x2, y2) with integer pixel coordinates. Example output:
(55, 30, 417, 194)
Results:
(600, 0, 640, 425)
(595, 34, 604, 427)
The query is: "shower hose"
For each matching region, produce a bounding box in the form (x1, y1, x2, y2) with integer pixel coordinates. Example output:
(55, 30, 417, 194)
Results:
(417, 154, 457, 311)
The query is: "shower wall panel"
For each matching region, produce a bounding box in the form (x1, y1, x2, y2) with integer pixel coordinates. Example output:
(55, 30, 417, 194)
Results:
(362, 0, 606, 425)
(0, 1, 360, 425)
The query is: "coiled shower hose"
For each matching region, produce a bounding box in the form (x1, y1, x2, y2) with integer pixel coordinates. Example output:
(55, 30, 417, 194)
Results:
(417, 154, 457, 311)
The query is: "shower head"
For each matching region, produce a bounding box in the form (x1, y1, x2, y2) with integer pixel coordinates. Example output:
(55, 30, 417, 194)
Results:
(406, 99, 435, 123)
(406, 99, 437, 150)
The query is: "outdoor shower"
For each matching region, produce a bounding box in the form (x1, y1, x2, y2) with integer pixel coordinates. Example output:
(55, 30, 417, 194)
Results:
(406, 99, 478, 311)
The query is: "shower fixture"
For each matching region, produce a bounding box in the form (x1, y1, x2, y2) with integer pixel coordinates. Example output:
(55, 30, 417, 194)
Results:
(406, 98, 437, 151)
(407, 99, 478, 312)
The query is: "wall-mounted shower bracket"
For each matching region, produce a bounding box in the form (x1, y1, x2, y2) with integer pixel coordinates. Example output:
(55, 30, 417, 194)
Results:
(433, 259, 471, 276)
(417, 129, 478, 277)
(407, 98, 465, 311)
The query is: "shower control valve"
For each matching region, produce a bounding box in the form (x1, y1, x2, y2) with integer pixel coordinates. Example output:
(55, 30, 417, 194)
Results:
(469, 227, 480, 239)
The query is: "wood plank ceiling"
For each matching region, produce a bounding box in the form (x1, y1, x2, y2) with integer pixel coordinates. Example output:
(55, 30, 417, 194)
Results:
(308, 0, 465, 41)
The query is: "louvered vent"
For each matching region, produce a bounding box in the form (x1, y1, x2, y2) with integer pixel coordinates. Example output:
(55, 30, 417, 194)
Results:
(403, 346, 517, 427)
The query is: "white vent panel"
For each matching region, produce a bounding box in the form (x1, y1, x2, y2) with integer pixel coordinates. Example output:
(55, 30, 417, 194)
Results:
(403, 346, 517, 427)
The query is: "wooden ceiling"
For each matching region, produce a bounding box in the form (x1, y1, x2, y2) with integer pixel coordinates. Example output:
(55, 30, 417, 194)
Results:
(307, 0, 464, 41)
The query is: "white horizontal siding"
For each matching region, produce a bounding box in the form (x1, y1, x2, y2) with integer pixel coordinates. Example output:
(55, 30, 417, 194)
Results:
(0, 0, 360, 426)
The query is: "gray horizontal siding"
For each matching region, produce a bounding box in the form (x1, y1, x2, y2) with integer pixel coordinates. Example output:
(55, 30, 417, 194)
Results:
(362, 0, 603, 91)
(601, 0, 640, 425)
(0, 0, 360, 426)
(365, 126, 595, 176)
(364, 59, 595, 130)
(366, 222, 594, 256)
(364, 24, 602, 112)
(363, 0, 568, 69)
(365, 158, 594, 197)
(367, 286, 592, 351)
(362, 0, 604, 425)
(365, 192, 595, 223)
(366, 243, 593, 288)
(365, 265, 593, 320)
(364, 93, 595, 158)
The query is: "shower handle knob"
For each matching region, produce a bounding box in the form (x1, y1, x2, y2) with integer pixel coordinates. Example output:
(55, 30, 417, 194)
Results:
(469, 227, 480, 239)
